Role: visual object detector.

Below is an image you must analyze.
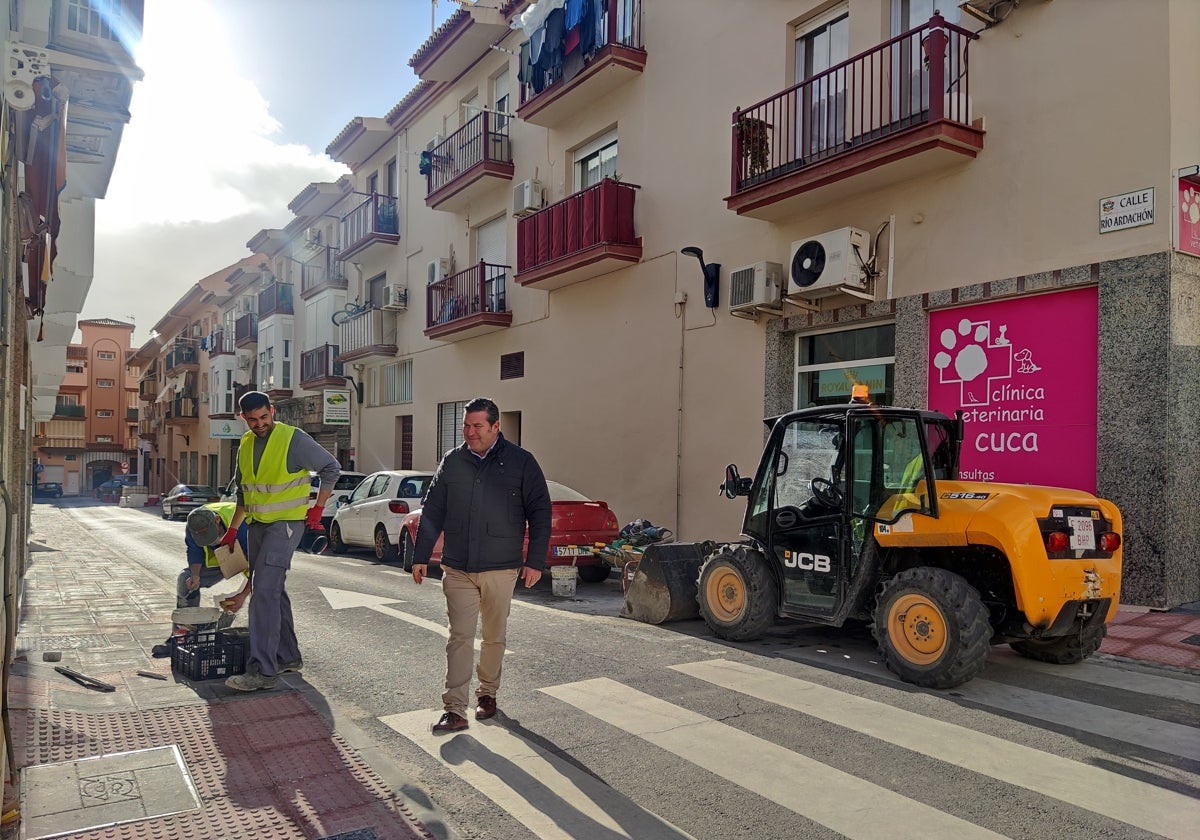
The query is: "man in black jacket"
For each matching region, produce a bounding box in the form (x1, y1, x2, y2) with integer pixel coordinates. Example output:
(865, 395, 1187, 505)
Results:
(412, 397, 551, 734)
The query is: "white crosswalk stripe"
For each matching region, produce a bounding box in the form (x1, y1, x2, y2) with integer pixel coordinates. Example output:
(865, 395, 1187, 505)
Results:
(542, 678, 1007, 840)
(381, 656, 1199, 840)
(671, 659, 1199, 840)
(379, 709, 695, 840)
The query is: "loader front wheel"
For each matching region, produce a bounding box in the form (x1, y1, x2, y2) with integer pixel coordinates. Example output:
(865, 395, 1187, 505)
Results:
(873, 567, 991, 689)
(1010, 622, 1105, 664)
(697, 545, 777, 641)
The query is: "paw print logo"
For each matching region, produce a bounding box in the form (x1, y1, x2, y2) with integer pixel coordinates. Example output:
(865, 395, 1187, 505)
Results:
(933, 318, 1014, 406)
(1182, 186, 1200, 227)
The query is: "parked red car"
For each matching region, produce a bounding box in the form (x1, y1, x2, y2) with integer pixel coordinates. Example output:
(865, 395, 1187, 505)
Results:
(399, 480, 619, 582)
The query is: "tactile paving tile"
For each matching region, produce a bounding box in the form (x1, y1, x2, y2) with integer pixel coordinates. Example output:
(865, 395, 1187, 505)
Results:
(15, 695, 432, 840)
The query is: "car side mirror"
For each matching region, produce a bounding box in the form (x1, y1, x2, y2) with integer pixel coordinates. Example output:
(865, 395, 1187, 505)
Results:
(335, 495, 349, 508)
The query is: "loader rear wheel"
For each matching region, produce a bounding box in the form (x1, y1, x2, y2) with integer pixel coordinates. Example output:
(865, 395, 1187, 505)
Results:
(873, 567, 991, 689)
(1010, 622, 1105, 664)
(697, 545, 777, 641)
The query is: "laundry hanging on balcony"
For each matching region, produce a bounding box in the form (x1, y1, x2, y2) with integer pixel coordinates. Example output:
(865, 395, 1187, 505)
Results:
(13, 76, 69, 330)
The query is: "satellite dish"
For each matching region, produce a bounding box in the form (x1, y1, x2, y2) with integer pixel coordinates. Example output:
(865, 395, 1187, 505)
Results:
(791, 240, 826, 289)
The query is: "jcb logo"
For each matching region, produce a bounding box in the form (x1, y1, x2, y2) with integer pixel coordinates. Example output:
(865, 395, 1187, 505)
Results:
(783, 552, 831, 572)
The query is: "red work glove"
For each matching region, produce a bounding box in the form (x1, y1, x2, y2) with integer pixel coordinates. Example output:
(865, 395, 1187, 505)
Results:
(305, 506, 324, 531)
(216, 526, 238, 550)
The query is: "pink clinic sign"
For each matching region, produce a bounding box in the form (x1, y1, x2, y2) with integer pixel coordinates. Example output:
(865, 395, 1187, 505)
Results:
(927, 287, 1099, 492)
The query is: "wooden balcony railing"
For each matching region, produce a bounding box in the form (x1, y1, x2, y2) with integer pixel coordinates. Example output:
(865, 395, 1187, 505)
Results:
(138, 378, 157, 401)
(339, 193, 399, 261)
(165, 395, 199, 422)
(258, 281, 295, 319)
(300, 344, 344, 388)
(730, 14, 977, 198)
(235, 313, 258, 347)
(425, 110, 513, 208)
(515, 178, 641, 289)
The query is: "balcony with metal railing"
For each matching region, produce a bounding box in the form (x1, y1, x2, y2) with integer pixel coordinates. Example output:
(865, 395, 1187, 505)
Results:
(138, 414, 161, 440)
(425, 110, 514, 212)
(338, 194, 399, 264)
(726, 14, 982, 221)
(300, 254, 349, 300)
(164, 344, 199, 375)
(299, 344, 346, 390)
(424, 261, 513, 342)
(208, 328, 235, 357)
(126, 407, 139, 421)
(235, 313, 258, 348)
(335, 308, 397, 364)
(517, 0, 645, 128)
(165, 395, 199, 425)
(515, 178, 641, 291)
(258, 281, 295, 319)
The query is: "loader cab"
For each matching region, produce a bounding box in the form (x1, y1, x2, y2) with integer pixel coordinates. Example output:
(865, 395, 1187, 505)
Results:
(743, 406, 957, 619)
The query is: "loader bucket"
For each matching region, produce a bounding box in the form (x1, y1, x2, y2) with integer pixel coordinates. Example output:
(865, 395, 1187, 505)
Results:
(620, 541, 712, 624)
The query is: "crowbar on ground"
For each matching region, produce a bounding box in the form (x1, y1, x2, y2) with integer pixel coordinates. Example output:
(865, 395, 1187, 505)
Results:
(53, 666, 116, 692)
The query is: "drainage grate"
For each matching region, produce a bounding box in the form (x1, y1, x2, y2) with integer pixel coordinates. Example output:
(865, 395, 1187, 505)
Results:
(321, 831, 380, 840)
(1181, 634, 1200, 647)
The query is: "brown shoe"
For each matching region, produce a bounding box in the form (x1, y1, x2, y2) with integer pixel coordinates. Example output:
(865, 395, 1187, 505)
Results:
(475, 696, 497, 720)
(432, 711, 468, 734)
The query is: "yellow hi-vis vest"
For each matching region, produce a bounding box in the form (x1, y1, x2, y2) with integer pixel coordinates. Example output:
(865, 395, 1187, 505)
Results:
(238, 422, 310, 523)
(200, 501, 238, 568)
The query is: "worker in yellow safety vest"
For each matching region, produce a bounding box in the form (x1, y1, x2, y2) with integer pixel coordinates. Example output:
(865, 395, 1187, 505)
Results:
(222, 391, 340, 691)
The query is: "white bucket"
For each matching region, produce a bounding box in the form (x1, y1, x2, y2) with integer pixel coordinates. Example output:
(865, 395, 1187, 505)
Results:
(550, 565, 577, 597)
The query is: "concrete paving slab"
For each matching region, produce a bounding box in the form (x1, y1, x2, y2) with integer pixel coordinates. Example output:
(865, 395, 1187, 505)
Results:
(20, 746, 200, 840)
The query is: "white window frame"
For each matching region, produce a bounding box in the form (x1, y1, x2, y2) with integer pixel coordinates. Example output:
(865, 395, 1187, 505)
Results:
(96, 378, 114, 388)
(96, 350, 116, 360)
(573, 128, 618, 191)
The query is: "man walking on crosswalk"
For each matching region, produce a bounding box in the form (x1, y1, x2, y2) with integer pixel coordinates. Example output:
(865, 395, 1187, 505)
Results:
(411, 397, 551, 733)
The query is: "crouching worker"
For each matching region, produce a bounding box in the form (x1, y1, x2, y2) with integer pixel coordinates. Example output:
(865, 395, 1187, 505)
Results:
(151, 502, 250, 657)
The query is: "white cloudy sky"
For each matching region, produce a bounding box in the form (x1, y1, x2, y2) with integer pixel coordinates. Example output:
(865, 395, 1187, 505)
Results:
(82, 0, 457, 345)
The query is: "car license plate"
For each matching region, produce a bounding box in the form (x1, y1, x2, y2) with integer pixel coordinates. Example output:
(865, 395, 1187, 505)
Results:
(553, 546, 591, 557)
(1068, 516, 1095, 550)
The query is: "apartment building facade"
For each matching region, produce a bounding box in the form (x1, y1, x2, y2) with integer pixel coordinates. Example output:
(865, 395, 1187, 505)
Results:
(33, 319, 137, 493)
(265, 0, 1192, 609)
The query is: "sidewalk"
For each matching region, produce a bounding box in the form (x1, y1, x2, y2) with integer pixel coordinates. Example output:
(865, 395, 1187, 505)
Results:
(4, 504, 450, 840)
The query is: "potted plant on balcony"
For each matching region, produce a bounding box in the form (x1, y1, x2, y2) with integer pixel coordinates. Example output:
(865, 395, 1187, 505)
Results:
(736, 115, 771, 179)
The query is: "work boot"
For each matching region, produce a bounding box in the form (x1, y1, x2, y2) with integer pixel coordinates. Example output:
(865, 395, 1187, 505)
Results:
(278, 659, 303, 673)
(225, 671, 277, 692)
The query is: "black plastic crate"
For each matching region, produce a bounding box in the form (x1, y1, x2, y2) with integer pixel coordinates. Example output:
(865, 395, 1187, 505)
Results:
(171, 628, 250, 680)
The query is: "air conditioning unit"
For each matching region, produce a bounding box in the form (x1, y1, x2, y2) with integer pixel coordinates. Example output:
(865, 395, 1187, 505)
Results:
(426, 132, 443, 151)
(236, 356, 252, 371)
(427, 257, 450, 285)
(728, 261, 784, 316)
(382, 283, 408, 311)
(513, 179, 544, 217)
(788, 227, 870, 299)
(304, 228, 321, 246)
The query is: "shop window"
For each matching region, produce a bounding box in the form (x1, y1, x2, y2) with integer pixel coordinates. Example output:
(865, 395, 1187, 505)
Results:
(795, 324, 895, 408)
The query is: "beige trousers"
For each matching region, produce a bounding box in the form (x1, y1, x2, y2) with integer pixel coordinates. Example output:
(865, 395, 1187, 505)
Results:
(441, 566, 520, 716)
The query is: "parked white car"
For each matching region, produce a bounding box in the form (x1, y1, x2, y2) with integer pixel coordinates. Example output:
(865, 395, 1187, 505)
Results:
(311, 471, 367, 527)
(328, 470, 433, 561)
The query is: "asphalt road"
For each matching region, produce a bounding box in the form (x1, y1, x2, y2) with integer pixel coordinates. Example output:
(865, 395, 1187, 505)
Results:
(45, 499, 1200, 840)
